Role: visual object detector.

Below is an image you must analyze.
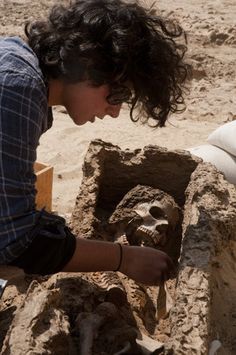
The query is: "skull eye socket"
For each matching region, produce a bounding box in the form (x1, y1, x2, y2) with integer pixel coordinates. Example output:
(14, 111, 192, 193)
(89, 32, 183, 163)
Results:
(149, 206, 165, 219)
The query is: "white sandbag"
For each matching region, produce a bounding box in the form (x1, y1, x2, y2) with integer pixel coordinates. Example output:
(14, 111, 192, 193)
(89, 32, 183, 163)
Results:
(187, 144, 236, 185)
(207, 121, 236, 156)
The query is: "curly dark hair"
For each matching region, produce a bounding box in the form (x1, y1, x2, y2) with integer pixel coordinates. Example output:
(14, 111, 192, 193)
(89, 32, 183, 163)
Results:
(25, 0, 189, 127)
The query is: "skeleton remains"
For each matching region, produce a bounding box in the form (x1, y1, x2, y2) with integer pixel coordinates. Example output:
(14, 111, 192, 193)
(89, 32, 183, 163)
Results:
(70, 141, 236, 353)
(74, 184, 181, 352)
(0, 185, 182, 354)
(3, 140, 236, 353)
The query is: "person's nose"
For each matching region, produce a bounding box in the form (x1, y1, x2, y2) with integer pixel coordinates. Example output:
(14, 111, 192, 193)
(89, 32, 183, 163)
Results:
(106, 104, 122, 118)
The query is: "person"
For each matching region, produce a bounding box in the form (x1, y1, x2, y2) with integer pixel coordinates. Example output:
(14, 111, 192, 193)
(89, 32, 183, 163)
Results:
(0, 0, 188, 285)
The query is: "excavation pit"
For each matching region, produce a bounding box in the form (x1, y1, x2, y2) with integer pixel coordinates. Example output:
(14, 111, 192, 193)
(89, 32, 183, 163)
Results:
(2, 139, 236, 354)
(70, 139, 236, 354)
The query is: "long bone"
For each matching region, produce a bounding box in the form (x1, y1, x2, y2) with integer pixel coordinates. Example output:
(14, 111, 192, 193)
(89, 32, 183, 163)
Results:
(76, 302, 118, 355)
(136, 332, 164, 354)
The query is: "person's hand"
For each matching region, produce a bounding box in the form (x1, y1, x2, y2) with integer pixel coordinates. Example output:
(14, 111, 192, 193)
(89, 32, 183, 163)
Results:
(119, 245, 174, 286)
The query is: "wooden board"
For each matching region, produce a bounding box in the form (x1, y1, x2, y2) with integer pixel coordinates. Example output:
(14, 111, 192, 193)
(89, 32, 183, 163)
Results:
(34, 162, 53, 212)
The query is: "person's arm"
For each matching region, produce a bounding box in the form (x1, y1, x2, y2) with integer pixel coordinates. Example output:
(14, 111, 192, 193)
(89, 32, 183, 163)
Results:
(62, 237, 174, 286)
(0, 52, 50, 263)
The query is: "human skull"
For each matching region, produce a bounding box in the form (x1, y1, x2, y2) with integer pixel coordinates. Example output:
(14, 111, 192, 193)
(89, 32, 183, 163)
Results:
(134, 201, 169, 245)
(126, 198, 179, 248)
(105, 185, 181, 251)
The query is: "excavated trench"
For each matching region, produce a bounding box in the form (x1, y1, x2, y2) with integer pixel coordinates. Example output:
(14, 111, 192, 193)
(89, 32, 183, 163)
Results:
(71, 139, 236, 354)
(1, 139, 236, 354)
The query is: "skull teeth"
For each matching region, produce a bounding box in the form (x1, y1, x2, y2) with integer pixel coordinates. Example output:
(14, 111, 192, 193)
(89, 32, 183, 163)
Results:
(137, 226, 161, 242)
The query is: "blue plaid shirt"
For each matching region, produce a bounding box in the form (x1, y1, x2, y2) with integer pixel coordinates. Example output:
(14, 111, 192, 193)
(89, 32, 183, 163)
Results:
(0, 37, 53, 263)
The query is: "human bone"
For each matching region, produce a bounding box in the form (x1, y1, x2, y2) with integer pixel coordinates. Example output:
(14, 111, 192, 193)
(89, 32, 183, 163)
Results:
(76, 301, 145, 354)
(133, 200, 174, 247)
(76, 302, 118, 355)
(107, 185, 181, 257)
(208, 340, 222, 355)
(136, 332, 164, 354)
(87, 185, 180, 336)
(89, 271, 127, 306)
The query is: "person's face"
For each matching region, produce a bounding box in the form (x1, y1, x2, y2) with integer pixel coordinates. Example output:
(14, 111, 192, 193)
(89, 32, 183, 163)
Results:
(60, 81, 123, 125)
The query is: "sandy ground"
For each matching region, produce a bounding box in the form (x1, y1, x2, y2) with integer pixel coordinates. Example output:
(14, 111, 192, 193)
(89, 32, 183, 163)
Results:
(1, 0, 235, 215)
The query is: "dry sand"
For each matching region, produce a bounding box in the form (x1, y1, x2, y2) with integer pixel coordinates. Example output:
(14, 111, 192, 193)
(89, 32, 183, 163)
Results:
(1, 0, 235, 216)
